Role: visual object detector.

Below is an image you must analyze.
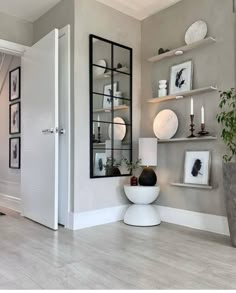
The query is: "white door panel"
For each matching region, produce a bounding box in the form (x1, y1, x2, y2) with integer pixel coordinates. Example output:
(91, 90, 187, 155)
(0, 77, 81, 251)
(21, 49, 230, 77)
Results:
(21, 29, 59, 230)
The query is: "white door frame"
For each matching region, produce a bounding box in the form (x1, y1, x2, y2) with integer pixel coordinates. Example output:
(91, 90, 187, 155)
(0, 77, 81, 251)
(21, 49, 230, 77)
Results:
(0, 35, 71, 229)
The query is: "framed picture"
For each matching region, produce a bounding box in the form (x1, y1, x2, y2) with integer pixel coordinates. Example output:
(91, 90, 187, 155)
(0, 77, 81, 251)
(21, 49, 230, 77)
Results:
(169, 60, 193, 95)
(103, 82, 118, 109)
(94, 153, 107, 176)
(9, 102, 21, 134)
(9, 67, 21, 101)
(9, 137, 21, 169)
(184, 150, 211, 185)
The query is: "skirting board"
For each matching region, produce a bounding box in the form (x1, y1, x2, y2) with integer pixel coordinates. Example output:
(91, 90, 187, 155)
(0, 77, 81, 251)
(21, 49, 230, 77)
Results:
(0, 193, 21, 212)
(69, 205, 129, 230)
(69, 204, 230, 236)
(157, 205, 230, 236)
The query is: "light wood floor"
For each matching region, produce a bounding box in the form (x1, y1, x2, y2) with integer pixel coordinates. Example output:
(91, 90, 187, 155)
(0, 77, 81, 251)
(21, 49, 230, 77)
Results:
(0, 206, 236, 289)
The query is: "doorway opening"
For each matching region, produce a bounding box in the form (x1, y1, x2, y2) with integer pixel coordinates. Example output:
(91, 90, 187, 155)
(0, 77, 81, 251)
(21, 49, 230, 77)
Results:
(0, 25, 71, 230)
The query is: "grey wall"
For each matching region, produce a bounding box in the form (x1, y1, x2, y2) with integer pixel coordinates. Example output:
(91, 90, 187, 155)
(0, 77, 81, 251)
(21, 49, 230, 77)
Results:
(74, 0, 141, 212)
(141, 0, 235, 216)
(0, 11, 33, 46)
(0, 55, 21, 198)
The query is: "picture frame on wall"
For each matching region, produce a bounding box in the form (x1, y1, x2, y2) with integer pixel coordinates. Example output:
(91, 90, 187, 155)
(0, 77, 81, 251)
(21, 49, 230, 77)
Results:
(9, 137, 21, 169)
(103, 82, 119, 109)
(9, 67, 21, 101)
(169, 60, 193, 95)
(94, 153, 107, 176)
(183, 150, 211, 186)
(9, 101, 21, 134)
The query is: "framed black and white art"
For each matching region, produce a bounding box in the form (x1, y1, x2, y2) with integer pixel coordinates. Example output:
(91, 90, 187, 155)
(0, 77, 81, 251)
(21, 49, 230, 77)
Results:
(94, 153, 106, 176)
(184, 150, 211, 186)
(169, 60, 193, 95)
(9, 137, 21, 169)
(9, 101, 21, 134)
(103, 82, 119, 109)
(9, 67, 21, 101)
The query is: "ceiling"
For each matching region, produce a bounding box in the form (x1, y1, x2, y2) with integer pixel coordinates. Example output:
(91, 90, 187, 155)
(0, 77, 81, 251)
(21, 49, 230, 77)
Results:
(96, 0, 182, 20)
(0, 0, 60, 22)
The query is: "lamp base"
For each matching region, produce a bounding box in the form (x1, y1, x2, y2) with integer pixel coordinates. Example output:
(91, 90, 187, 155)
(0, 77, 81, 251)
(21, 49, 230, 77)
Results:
(139, 167, 157, 186)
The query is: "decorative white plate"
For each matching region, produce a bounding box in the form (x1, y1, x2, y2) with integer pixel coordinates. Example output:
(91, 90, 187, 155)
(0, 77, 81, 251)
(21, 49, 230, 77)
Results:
(153, 109, 178, 139)
(108, 117, 126, 141)
(94, 59, 106, 77)
(185, 20, 207, 45)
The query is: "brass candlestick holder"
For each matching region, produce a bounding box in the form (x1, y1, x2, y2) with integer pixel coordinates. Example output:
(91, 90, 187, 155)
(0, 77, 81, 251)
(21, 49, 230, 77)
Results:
(97, 126, 102, 143)
(198, 123, 209, 136)
(187, 114, 196, 138)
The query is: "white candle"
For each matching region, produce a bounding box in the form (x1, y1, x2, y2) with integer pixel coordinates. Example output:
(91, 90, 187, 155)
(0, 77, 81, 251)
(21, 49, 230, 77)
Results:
(190, 98, 194, 115)
(97, 115, 100, 127)
(201, 106, 205, 124)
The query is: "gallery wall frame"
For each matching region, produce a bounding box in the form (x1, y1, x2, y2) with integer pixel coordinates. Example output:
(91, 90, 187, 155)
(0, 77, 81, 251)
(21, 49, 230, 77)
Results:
(9, 101, 21, 135)
(9, 66, 21, 101)
(9, 137, 21, 169)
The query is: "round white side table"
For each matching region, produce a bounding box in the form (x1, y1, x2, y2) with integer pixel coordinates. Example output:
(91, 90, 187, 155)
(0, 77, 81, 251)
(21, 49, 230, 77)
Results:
(124, 185, 161, 227)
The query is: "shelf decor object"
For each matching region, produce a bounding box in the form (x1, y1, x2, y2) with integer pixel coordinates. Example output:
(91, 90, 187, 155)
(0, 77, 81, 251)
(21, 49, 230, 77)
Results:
(138, 138, 158, 186)
(89, 34, 132, 178)
(184, 150, 211, 186)
(147, 86, 217, 104)
(188, 114, 196, 138)
(187, 98, 196, 138)
(185, 20, 208, 45)
(108, 117, 126, 141)
(147, 37, 216, 63)
(158, 80, 167, 97)
(153, 109, 178, 139)
(198, 106, 209, 136)
(169, 60, 193, 95)
(123, 185, 161, 226)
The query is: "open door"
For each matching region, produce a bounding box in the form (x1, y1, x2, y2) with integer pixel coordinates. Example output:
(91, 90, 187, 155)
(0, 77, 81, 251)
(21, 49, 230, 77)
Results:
(21, 29, 59, 230)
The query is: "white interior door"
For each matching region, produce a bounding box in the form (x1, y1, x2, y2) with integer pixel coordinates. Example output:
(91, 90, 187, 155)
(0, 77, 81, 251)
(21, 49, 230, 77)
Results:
(21, 29, 59, 230)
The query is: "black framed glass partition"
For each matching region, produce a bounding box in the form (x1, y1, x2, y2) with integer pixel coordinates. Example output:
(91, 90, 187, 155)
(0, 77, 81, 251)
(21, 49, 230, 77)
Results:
(89, 34, 133, 178)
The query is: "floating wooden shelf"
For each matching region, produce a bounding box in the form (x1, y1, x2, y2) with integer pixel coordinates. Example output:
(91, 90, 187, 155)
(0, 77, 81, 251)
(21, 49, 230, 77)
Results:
(94, 67, 129, 80)
(93, 105, 129, 113)
(158, 136, 217, 143)
(147, 86, 217, 104)
(170, 183, 213, 190)
(148, 37, 216, 63)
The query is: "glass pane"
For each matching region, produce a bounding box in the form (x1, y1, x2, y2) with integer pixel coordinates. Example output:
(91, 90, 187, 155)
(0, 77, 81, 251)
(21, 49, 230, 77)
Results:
(92, 148, 131, 177)
(93, 39, 112, 69)
(113, 45, 131, 74)
(113, 72, 131, 100)
(93, 70, 112, 95)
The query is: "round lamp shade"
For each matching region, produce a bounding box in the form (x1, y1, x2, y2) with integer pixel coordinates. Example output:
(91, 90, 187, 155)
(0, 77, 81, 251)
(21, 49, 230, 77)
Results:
(153, 109, 178, 139)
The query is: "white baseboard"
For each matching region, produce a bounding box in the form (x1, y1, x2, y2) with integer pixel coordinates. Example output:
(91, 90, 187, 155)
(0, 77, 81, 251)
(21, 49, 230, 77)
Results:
(69, 205, 129, 230)
(157, 205, 230, 236)
(0, 193, 21, 212)
(69, 204, 230, 236)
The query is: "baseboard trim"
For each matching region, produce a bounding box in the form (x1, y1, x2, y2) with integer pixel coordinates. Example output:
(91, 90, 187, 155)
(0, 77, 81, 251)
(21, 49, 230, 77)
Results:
(0, 193, 21, 212)
(69, 205, 129, 230)
(68, 204, 230, 236)
(157, 205, 230, 236)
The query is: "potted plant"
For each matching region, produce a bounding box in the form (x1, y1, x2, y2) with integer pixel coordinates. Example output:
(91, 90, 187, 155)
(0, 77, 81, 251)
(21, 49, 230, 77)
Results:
(217, 88, 236, 247)
(103, 157, 121, 176)
(123, 158, 142, 186)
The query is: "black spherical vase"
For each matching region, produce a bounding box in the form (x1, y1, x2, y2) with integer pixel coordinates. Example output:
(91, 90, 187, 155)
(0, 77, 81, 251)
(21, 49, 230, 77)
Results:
(139, 167, 157, 186)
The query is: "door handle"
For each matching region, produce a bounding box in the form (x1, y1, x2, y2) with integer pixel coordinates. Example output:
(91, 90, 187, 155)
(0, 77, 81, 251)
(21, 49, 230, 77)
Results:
(42, 128, 57, 134)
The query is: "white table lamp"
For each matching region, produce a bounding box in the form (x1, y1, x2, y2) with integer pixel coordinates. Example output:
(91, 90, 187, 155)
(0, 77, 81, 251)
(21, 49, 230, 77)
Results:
(138, 138, 158, 186)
